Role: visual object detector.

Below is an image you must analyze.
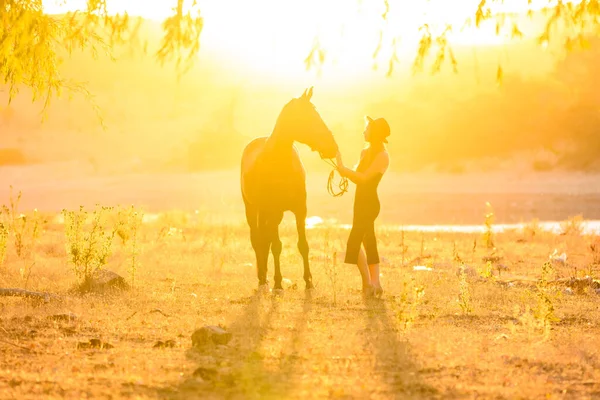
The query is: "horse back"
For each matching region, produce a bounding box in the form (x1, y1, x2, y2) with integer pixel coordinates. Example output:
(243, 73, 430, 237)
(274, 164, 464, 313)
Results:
(240, 137, 306, 209)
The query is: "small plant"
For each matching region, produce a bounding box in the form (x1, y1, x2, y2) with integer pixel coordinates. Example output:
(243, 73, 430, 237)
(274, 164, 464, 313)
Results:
(1, 188, 45, 287)
(540, 258, 556, 284)
(588, 237, 600, 277)
(63, 205, 122, 287)
(560, 214, 584, 236)
(393, 278, 425, 332)
(19, 259, 35, 289)
(115, 205, 144, 288)
(478, 260, 493, 279)
(0, 221, 8, 267)
(2, 187, 44, 260)
(535, 260, 560, 338)
(509, 304, 546, 341)
(483, 202, 495, 249)
(2, 187, 23, 257)
(509, 259, 561, 341)
(400, 227, 407, 266)
(129, 211, 143, 288)
(322, 230, 339, 306)
(524, 218, 540, 239)
(454, 246, 472, 314)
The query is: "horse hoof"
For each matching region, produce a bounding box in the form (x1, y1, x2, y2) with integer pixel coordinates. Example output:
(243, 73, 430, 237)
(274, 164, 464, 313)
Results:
(272, 288, 284, 297)
(257, 284, 270, 295)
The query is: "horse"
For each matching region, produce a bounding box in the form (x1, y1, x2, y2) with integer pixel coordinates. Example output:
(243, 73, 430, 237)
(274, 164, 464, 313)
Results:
(240, 87, 338, 292)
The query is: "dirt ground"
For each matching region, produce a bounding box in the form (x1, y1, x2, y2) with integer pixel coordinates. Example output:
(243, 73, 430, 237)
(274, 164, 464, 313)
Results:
(0, 167, 599, 399)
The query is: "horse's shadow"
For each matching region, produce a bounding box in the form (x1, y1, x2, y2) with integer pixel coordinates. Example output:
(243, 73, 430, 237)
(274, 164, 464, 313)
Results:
(362, 297, 442, 399)
(159, 290, 313, 399)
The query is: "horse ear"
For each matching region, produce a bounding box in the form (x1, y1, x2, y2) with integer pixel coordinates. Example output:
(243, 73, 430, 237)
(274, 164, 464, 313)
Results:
(300, 89, 307, 99)
(365, 116, 373, 123)
(306, 86, 313, 100)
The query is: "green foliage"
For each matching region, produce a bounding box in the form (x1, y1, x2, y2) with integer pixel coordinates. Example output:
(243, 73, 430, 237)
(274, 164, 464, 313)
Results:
(588, 238, 600, 277)
(62, 204, 122, 284)
(1, 0, 106, 117)
(5, 0, 600, 113)
(533, 260, 560, 338)
(0, 187, 46, 287)
(1, 186, 44, 260)
(304, 0, 600, 82)
(478, 260, 494, 279)
(0, 220, 8, 267)
(506, 261, 560, 341)
(155, 0, 203, 74)
(115, 205, 144, 287)
(392, 277, 425, 332)
(1, 0, 202, 114)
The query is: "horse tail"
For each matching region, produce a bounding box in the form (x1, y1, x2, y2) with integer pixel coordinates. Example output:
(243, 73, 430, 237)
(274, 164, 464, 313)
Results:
(242, 192, 258, 228)
(240, 136, 267, 222)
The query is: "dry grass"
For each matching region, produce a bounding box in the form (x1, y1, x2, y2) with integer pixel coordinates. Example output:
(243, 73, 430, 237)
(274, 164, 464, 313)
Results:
(0, 194, 599, 399)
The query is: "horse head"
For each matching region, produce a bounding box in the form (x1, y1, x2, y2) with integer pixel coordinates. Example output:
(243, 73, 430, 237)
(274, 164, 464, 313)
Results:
(278, 87, 338, 159)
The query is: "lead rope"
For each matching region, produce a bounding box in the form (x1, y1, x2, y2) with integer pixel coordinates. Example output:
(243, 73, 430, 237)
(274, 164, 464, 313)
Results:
(322, 158, 349, 197)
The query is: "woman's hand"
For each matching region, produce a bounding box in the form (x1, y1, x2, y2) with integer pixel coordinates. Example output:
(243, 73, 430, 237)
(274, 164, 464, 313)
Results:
(336, 150, 344, 168)
(336, 151, 348, 178)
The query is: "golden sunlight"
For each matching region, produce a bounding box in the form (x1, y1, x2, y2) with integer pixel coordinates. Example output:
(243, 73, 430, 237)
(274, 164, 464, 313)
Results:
(6, 1, 600, 397)
(41, 0, 571, 82)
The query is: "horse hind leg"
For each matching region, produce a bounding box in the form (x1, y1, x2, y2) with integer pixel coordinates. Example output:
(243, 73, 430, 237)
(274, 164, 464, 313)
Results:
(245, 204, 269, 288)
(256, 211, 281, 290)
(245, 204, 259, 252)
(270, 212, 284, 291)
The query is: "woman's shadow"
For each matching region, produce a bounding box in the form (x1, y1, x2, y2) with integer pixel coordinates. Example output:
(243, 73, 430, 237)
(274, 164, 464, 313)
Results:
(362, 297, 443, 399)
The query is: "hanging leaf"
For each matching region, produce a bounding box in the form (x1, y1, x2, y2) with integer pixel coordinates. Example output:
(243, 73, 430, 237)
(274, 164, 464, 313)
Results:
(496, 65, 503, 85)
(511, 23, 523, 39)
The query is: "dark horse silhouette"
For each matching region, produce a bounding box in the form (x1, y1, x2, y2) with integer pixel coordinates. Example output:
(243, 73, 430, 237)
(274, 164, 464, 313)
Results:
(241, 87, 338, 292)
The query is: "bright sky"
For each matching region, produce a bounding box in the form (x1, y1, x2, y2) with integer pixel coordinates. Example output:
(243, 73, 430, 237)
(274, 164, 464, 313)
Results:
(42, 0, 574, 83)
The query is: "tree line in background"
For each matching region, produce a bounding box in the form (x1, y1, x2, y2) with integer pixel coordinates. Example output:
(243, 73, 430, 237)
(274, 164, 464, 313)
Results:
(2, 35, 599, 173)
(376, 37, 600, 172)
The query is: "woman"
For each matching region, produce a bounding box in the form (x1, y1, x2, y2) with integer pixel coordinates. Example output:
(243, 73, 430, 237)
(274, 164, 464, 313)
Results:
(336, 116, 390, 298)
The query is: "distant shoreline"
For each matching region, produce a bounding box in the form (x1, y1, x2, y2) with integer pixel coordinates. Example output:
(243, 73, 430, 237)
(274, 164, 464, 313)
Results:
(1, 168, 599, 226)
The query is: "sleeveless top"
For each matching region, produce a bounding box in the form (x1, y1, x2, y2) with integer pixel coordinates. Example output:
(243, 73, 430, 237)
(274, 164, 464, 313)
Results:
(354, 149, 384, 219)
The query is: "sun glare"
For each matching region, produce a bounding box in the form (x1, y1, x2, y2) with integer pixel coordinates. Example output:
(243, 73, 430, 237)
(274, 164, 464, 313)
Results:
(42, 0, 569, 82)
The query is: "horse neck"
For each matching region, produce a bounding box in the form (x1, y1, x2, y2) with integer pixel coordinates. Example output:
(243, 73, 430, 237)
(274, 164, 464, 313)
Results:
(266, 122, 296, 155)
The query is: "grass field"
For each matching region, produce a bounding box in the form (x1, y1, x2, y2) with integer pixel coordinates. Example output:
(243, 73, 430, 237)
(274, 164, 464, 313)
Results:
(1, 169, 600, 399)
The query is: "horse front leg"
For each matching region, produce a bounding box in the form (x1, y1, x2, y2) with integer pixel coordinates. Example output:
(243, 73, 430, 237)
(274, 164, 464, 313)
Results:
(256, 212, 272, 290)
(244, 203, 264, 288)
(295, 209, 314, 290)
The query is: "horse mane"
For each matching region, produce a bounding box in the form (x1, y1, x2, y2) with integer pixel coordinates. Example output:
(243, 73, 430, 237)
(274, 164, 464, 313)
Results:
(271, 98, 315, 139)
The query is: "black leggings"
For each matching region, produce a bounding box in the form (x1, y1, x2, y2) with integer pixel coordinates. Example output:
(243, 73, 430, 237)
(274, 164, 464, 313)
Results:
(344, 211, 380, 265)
